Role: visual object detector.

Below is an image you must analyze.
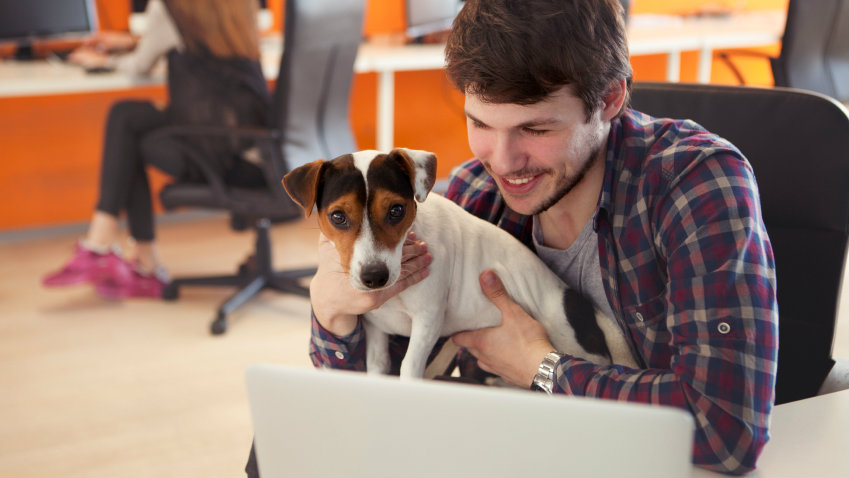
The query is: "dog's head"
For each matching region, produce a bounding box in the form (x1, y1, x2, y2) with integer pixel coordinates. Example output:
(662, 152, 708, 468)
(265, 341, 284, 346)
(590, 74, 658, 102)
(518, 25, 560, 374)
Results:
(283, 148, 437, 291)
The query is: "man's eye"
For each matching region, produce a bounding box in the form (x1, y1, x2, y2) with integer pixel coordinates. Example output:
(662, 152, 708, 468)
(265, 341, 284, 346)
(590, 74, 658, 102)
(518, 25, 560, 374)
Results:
(329, 211, 349, 228)
(524, 127, 548, 136)
(387, 204, 405, 222)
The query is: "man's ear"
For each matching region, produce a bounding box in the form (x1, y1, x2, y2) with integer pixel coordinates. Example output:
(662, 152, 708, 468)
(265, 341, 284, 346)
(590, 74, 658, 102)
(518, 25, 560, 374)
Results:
(282, 160, 328, 217)
(600, 78, 628, 121)
(389, 148, 437, 202)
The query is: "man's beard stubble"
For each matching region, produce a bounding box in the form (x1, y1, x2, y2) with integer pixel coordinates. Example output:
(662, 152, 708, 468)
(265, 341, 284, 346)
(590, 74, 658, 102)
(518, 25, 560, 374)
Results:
(491, 146, 602, 216)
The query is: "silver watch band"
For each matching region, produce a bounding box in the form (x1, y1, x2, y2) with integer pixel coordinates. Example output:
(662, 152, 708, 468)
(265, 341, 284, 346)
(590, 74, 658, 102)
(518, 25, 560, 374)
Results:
(531, 351, 563, 394)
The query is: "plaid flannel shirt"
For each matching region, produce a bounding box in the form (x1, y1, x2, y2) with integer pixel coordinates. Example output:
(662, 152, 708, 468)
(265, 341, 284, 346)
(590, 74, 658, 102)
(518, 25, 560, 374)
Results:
(309, 108, 778, 475)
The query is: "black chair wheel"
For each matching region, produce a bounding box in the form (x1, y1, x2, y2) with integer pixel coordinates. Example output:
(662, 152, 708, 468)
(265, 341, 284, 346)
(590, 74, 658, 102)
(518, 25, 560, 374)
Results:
(162, 283, 179, 300)
(210, 313, 228, 335)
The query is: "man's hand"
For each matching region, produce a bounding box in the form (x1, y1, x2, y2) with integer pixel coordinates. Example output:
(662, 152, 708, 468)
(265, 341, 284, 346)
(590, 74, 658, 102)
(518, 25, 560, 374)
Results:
(310, 231, 431, 337)
(452, 269, 554, 388)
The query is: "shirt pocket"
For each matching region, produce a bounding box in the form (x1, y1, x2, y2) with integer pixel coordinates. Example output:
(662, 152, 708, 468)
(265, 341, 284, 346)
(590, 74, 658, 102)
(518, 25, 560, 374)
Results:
(623, 293, 749, 344)
(622, 293, 667, 330)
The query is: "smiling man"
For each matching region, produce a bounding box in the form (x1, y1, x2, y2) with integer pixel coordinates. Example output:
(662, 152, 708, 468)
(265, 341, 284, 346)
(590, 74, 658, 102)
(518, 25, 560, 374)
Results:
(304, 0, 778, 475)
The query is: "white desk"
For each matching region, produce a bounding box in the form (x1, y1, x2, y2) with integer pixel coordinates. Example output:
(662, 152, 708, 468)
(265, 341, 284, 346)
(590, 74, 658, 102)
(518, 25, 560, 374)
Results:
(692, 389, 849, 478)
(628, 10, 786, 84)
(0, 9, 785, 152)
(0, 40, 445, 154)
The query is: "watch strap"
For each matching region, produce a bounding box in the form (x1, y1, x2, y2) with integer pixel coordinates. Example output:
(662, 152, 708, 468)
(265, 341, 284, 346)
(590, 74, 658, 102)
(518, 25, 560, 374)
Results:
(530, 351, 563, 394)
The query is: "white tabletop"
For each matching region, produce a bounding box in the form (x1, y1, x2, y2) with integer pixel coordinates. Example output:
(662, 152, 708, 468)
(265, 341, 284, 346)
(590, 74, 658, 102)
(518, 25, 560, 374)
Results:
(626, 10, 785, 55)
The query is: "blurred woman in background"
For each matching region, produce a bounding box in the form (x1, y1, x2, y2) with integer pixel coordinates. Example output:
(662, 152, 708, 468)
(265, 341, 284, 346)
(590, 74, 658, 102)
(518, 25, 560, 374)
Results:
(44, 0, 271, 299)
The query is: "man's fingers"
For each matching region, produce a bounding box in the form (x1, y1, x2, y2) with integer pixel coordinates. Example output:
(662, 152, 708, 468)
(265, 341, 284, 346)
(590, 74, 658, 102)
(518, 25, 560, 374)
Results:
(479, 269, 511, 309)
(401, 234, 427, 262)
(395, 251, 431, 287)
(452, 330, 474, 349)
(316, 233, 342, 265)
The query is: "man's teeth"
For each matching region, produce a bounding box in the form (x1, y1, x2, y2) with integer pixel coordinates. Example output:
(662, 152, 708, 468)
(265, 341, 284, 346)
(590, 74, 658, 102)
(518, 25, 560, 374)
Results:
(505, 177, 533, 185)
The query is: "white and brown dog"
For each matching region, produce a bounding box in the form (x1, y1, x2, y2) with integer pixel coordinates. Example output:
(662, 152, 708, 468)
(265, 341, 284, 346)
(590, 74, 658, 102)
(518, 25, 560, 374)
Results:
(283, 148, 637, 380)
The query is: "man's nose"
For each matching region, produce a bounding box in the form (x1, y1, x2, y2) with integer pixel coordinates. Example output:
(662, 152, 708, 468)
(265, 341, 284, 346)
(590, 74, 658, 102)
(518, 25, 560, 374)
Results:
(487, 133, 523, 176)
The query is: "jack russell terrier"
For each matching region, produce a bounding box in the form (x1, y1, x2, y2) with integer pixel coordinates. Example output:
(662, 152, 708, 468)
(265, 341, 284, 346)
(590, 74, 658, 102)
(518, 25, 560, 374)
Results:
(283, 148, 637, 380)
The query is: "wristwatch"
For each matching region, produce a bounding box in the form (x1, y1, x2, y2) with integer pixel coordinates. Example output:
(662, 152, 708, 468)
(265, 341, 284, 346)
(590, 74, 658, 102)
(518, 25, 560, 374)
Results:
(530, 351, 563, 394)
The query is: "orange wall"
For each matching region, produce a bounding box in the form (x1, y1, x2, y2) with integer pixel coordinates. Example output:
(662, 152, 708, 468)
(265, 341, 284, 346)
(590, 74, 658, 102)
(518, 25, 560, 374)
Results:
(0, 88, 170, 230)
(0, 0, 787, 232)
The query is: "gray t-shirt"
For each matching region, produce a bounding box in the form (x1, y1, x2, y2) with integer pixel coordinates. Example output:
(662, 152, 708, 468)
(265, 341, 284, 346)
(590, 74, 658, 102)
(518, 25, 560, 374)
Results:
(531, 216, 615, 321)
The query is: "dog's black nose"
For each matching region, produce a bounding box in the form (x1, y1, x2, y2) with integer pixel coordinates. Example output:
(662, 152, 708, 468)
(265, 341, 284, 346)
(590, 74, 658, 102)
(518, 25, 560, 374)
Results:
(360, 263, 389, 289)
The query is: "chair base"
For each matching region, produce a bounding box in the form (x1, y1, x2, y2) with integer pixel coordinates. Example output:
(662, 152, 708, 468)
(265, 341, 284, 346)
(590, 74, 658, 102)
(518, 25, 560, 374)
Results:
(163, 218, 315, 335)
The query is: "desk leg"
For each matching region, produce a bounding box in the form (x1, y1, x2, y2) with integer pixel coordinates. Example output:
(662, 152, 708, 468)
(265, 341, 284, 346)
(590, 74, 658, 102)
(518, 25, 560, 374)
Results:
(377, 70, 395, 152)
(697, 48, 713, 83)
(666, 50, 681, 82)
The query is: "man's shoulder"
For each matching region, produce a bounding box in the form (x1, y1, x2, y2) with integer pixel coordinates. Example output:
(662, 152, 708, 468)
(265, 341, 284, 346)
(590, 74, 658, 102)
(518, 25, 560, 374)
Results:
(619, 109, 747, 179)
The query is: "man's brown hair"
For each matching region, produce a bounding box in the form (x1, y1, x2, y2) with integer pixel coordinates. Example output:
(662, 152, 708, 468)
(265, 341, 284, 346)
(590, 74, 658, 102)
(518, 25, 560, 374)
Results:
(445, 0, 632, 120)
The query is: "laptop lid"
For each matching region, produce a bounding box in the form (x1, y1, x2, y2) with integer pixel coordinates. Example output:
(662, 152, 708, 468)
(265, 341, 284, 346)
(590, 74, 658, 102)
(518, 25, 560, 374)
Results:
(246, 364, 694, 477)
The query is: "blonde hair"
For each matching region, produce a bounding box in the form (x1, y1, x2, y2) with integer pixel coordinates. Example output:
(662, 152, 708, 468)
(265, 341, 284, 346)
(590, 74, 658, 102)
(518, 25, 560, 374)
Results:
(166, 0, 261, 60)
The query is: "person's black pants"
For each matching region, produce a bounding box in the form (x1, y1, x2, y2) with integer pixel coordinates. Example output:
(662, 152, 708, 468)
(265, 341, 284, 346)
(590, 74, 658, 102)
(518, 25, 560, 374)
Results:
(95, 100, 265, 242)
(96, 100, 189, 242)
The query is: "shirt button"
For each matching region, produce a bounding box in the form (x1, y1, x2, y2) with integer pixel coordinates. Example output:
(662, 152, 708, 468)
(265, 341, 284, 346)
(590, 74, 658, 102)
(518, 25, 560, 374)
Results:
(334, 351, 345, 360)
(717, 322, 731, 334)
(635, 312, 644, 322)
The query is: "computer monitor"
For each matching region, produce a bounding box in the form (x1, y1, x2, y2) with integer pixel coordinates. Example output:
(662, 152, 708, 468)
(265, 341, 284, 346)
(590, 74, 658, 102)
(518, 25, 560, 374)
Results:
(132, 0, 148, 13)
(0, 0, 98, 59)
(132, 0, 266, 13)
(405, 0, 462, 42)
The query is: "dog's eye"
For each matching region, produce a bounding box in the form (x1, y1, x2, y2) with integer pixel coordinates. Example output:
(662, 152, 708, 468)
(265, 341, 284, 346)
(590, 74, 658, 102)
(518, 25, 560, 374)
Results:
(329, 210, 349, 229)
(387, 204, 405, 223)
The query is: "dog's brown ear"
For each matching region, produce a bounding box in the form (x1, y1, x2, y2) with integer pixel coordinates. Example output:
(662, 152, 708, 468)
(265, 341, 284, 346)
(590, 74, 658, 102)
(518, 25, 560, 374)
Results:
(389, 148, 437, 202)
(282, 160, 327, 217)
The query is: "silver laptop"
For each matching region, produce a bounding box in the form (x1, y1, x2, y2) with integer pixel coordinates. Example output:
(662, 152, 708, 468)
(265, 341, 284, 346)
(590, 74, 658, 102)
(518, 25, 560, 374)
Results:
(246, 364, 694, 477)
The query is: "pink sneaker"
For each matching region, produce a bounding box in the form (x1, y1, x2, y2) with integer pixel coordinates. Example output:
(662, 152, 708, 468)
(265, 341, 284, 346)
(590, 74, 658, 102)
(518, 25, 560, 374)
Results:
(43, 241, 133, 288)
(95, 264, 170, 299)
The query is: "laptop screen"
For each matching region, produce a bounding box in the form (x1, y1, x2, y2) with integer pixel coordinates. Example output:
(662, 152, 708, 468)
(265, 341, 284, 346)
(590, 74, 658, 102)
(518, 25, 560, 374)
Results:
(246, 364, 694, 477)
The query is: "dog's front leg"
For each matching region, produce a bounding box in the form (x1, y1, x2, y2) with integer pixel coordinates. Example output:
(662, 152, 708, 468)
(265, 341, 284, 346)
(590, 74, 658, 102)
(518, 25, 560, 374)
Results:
(399, 318, 442, 380)
(364, 320, 391, 375)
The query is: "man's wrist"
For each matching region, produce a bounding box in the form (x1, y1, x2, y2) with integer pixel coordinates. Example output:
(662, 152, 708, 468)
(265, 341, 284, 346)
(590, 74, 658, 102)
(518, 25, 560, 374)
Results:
(530, 351, 564, 394)
(311, 305, 359, 337)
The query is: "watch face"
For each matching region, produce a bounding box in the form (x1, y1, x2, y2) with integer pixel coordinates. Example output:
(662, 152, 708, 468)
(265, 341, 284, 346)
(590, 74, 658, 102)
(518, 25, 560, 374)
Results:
(531, 374, 554, 394)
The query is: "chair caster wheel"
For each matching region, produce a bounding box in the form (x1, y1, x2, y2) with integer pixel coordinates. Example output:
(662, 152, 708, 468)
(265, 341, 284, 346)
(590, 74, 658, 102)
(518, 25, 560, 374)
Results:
(162, 283, 179, 300)
(210, 314, 227, 335)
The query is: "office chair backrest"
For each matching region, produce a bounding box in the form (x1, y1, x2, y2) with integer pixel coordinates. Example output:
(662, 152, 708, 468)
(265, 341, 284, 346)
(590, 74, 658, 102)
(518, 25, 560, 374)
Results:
(772, 0, 849, 103)
(629, 82, 849, 404)
(273, 0, 364, 170)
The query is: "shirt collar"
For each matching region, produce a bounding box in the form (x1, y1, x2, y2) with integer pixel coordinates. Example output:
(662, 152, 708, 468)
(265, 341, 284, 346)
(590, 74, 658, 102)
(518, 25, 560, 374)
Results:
(594, 110, 628, 231)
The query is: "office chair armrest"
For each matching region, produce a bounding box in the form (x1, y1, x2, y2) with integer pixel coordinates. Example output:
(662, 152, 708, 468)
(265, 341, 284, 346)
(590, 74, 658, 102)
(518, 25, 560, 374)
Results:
(145, 126, 236, 198)
(147, 124, 281, 143)
(147, 124, 294, 206)
(146, 124, 284, 193)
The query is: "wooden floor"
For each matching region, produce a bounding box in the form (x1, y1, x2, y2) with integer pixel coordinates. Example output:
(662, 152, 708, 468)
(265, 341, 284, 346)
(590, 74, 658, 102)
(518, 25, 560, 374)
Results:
(0, 215, 319, 477)
(1, 213, 847, 477)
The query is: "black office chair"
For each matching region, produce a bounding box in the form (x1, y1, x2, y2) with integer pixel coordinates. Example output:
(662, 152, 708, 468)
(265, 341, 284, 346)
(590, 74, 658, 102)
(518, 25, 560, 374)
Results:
(157, 0, 364, 335)
(718, 0, 849, 104)
(629, 82, 849, 404)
